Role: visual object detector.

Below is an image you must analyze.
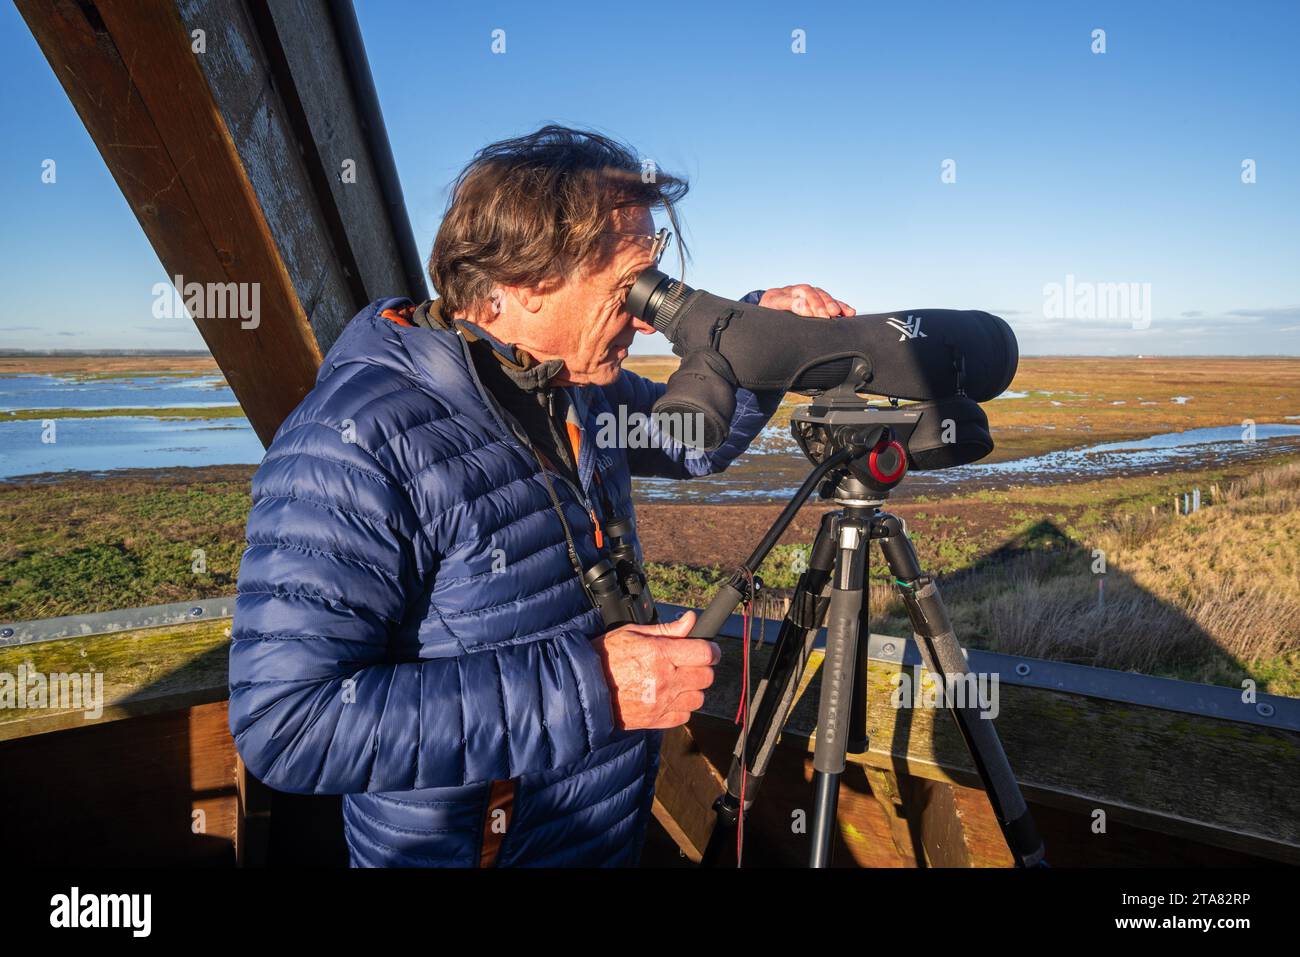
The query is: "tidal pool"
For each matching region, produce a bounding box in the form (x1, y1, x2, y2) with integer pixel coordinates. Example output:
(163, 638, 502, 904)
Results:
(0, 373, 235, 410)
(633, 423, 1300, 504)
(0, 415, 264, 480)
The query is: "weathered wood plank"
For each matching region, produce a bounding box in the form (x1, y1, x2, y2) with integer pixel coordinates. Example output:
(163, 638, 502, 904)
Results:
(253, 0, 419, 302)
(174, 0, 360, 348)
(0, 619, 230, 740)
(16, 0, 324, 445)
(649, 725, 725, 863)
(864, 758, 1014, 867)
(686, 719, 914, 867)
(235, 754, 271, 867)
(0, 700, 237, 865)
(862, 766, 921, 865)
(175, 0, 421, 344)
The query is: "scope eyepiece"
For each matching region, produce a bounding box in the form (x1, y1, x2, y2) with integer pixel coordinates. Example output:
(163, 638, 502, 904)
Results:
(627, 268, 693, 332)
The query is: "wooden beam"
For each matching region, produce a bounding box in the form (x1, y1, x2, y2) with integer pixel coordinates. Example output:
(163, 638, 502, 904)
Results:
(862, 766, 922, 865)
(177, 0, 425, 342)
(234, 755, 271, 867)
(17, 0, 318, 444)
(16, 0, 424, 445)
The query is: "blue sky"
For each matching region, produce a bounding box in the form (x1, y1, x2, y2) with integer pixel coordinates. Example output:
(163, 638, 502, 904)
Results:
(2, 0, 1297, 355)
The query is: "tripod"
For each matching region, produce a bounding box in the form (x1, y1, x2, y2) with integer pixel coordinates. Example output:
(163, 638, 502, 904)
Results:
(689, 401, 1046, 868)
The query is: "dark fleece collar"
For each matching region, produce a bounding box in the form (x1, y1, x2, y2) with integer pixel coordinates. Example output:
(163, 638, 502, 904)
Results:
(413, 299, 567, 392)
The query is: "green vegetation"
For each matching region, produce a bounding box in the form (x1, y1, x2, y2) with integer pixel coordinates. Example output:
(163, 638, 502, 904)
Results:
(2, 355, 1298, 698)
(6, 453, 1294, 696)
(0, 468, 252, 620)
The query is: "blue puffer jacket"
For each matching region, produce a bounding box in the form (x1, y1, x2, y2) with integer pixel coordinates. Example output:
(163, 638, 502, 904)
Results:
(230, 293, 778, 866)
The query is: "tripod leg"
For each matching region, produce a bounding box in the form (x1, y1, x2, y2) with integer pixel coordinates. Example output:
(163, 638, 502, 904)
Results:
(810, 512, 870, 867)
(848, 540, 871, 755)
(731, 511, 839, 792)
(701, 512, 837, 867)
(874, 512, 1047, 867)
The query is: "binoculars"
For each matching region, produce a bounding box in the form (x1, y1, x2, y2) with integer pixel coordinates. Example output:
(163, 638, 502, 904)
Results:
(582, 515, 658, 628)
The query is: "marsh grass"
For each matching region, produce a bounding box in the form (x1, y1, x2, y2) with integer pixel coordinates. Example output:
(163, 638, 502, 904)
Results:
(0, 468, 252, 620)
(648, 460, 1300, 694)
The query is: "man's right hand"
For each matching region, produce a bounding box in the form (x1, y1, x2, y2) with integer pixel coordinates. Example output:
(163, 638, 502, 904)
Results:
(592, 611, 719, 730)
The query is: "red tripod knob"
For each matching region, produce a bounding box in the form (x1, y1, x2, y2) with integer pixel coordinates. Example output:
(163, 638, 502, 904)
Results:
(867, 438, 908, 485)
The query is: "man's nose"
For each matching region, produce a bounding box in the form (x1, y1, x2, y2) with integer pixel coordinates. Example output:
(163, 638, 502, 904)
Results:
(630, 317, 657, 335)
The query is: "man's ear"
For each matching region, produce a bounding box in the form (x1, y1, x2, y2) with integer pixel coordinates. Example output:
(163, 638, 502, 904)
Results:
(513, 285, 546, 315)
(515, 273, 568, 314)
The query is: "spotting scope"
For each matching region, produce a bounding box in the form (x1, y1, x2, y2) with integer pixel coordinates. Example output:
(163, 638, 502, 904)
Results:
(626, 267, 1018, 467)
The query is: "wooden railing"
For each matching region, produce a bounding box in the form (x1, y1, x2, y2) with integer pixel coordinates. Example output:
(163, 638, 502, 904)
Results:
(1, 598, 1296, 867)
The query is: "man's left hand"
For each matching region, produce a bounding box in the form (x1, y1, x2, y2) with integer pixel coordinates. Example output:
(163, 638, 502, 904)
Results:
(759, 284, 856, 318)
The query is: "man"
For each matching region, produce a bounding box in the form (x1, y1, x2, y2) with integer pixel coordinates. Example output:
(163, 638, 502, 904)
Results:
(229, 125, 854, 866)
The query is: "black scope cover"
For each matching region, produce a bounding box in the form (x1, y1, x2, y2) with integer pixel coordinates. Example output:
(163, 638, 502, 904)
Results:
(628, 269, 1019, 404)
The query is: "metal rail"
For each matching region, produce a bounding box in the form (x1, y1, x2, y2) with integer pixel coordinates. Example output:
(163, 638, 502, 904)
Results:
(3, 596, 1295, 734)
(0, 597, 233, 648)
(663, 601, 1300, 734)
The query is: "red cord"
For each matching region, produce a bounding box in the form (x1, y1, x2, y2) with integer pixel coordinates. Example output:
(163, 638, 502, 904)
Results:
(733, 603, 749, 723)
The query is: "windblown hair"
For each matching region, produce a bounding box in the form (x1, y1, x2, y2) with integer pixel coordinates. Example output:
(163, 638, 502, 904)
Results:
(428, 125, 689, 319)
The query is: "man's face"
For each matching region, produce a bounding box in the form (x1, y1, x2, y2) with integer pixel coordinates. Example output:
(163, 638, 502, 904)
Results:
(517, 206, 659, 386)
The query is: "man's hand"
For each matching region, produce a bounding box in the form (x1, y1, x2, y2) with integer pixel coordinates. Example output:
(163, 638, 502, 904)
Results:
(759, 284, 856, 319)
(593, 610, 718, 730)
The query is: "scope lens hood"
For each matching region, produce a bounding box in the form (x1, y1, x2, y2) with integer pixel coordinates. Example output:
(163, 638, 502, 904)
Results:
(650, 349, 738, 452)
(905, 396, 994, 470)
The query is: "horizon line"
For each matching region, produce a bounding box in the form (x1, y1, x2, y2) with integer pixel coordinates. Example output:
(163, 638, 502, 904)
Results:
(2, 349, 1300, 360)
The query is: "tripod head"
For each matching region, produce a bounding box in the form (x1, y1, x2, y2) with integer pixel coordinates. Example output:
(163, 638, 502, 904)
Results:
(789, 356, 996, 500)
(791, 402, 913, 502)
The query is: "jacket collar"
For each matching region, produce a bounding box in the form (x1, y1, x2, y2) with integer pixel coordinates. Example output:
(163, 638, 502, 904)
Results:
(413, 299, 566, 392)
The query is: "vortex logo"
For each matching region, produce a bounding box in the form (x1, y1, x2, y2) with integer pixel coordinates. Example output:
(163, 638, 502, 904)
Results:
(884, 314, 927, 341)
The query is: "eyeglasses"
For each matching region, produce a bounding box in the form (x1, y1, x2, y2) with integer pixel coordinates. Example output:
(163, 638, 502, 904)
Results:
(606, 226, 672, 266)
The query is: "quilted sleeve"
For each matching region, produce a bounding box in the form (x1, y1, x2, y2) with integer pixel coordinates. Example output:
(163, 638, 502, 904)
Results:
(604, 372, 783, 480)
(228, 422, 617, 794)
